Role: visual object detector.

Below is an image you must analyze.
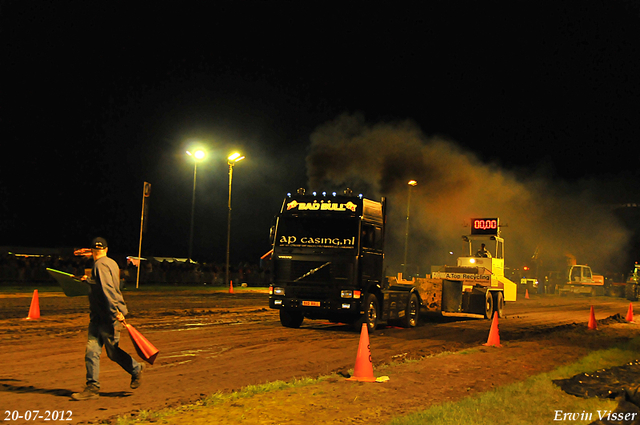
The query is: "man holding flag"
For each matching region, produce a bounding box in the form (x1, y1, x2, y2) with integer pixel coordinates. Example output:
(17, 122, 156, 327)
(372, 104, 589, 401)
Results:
(71, 237, 144, 401)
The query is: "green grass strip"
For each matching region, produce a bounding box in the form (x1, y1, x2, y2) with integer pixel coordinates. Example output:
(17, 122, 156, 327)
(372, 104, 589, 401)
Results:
(114, 376, 327, 424)
(386, 338, 640, 425)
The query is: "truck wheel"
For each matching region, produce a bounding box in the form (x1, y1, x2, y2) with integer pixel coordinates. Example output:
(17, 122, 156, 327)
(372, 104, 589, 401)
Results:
(493, 291, 504, 318)
(484, 291, 494, 319)
(626, 284, 639, 302)
(401, 292, 420, 328)
(354, 293, 379, 332)
(279, 309, 304, 328)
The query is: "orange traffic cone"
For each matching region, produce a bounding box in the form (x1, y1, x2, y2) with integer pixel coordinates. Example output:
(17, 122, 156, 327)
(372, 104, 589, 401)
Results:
(229, 280, 234, 294)
(588, 305, 598, 330)
(525, 289, 530, 299)
(483, 312, 501, 347)
(25, 289, 40, 320)
(626, 303, 634, 322)
(124, 322, 159, 365)
(347, 323, 377, 382)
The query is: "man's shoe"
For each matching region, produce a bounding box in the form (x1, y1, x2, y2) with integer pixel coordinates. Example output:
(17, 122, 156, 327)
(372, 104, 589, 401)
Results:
(130, 364, 144, 389)
(71, 384, 99, 401)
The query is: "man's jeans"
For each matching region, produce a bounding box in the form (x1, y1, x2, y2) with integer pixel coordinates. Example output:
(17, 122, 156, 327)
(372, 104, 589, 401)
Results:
(85, 321, 141, 387)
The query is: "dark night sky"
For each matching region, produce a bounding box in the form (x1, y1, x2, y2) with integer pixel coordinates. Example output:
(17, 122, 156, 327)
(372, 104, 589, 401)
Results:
(2, 1, 640, 267)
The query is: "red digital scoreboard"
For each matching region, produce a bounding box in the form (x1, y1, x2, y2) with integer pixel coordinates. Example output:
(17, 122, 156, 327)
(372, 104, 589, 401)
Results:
(470, 218, 499, 235)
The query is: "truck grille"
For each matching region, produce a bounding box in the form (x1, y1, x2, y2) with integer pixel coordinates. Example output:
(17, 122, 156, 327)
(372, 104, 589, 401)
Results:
(274, 260, 352, 291)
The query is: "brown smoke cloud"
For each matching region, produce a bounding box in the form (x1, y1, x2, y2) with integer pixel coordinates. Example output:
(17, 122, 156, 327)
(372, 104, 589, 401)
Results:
(306, 113, 629, 275)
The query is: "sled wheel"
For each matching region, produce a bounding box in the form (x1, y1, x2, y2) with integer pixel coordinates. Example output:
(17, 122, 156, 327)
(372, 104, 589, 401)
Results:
(484, 291, 494, 319)
(493, 291, 504, 318)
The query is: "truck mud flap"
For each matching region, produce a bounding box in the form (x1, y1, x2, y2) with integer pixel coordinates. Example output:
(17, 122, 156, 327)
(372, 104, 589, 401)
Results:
(442, 279, 463, 312)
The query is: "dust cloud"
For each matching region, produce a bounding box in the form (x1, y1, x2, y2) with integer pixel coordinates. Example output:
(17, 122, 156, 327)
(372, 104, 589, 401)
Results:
(306, 113, 629, 276)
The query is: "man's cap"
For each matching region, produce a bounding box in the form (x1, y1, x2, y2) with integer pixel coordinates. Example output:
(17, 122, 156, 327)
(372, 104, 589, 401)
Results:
(90, 237, 108, 250)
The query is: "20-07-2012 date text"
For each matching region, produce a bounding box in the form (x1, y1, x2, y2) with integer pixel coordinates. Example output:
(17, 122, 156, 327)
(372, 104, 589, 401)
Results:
(4, 410, 72, 422)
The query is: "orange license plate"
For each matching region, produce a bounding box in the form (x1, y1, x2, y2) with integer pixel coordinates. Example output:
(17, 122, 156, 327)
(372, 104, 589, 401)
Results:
(302, 301, 321, 307)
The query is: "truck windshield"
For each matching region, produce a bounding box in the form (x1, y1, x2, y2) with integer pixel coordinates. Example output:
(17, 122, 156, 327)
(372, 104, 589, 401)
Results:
(275, 217, 357, 249)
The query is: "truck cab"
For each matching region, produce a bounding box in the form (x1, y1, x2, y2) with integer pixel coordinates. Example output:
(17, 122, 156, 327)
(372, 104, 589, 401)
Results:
(268, 189, 420, 331)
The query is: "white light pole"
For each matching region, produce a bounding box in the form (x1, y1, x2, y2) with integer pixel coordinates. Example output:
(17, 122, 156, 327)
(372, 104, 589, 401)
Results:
(403, 180, 417, 277)
(186, 149, 205, 262)
(226, 152, 245, 289)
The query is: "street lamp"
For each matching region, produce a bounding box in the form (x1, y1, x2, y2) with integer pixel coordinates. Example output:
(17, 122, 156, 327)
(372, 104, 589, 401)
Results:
(226, 152, 245, 289)
(186, 149, 205, 261)
(403, 180, 417, 277)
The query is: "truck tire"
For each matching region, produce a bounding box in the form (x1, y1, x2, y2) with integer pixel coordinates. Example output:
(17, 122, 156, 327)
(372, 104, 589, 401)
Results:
(493, 291, 504, 318)
(626, 284, 639, 302)
(484, 290, 494, 319)
(401, 292, 420, 328)
(279, 309, 304, 328)
(354, 293, 379, 332)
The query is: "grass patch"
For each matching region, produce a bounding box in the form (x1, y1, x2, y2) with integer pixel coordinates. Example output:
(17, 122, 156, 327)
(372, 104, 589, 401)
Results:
(201, 377, 319, 406)
(386, 338, 640, 425)
(115, 376, 329, 424)
(380, 349, 481, 372)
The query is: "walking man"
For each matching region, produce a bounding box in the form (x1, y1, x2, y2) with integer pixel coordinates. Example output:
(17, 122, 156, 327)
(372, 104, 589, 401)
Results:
(72, 237, 143, 401)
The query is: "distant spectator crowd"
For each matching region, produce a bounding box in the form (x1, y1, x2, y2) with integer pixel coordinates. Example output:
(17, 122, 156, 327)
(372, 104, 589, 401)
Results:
(0, 252, 269, 287)
(123, 258, 269, 286)
(0, 253, 91, 284)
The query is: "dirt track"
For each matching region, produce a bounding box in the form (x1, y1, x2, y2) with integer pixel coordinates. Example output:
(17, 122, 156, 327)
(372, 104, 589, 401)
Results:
(0, 289, 637, 424)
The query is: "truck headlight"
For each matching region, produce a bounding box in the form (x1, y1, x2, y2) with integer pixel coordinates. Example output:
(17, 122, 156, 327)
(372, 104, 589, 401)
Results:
(342, 303, 351, 309)
(273, 287, 285, 296)
(341, 290, 353, 298)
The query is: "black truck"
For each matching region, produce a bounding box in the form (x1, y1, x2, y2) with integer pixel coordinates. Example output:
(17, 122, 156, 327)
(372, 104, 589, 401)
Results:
(268, 189, 420, 331)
